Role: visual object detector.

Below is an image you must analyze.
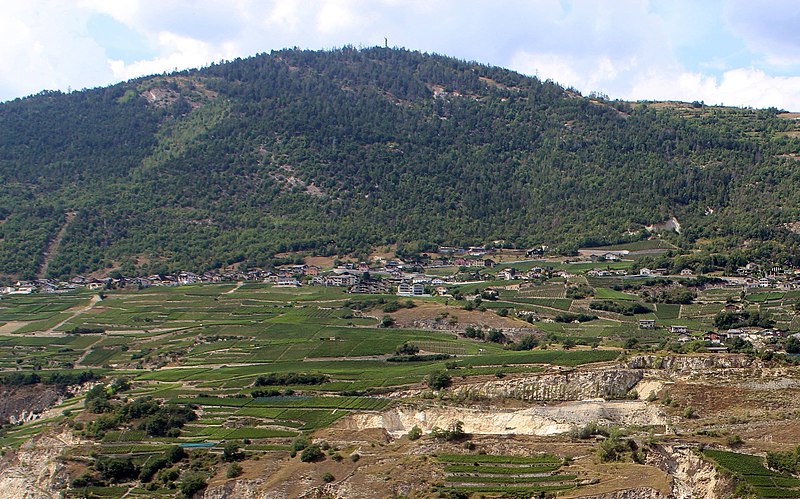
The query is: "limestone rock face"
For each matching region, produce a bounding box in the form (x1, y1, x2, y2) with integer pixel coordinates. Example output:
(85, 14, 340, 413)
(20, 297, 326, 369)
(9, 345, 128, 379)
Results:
(576, 488, 668, 499)
(627, 355, 759, 370)
(453, 369, 644, 401)
(346, 400, 667, 438)
(203, 479, 269, 499)
(0, 430, 80, 499)
(646, 444, 735, 499)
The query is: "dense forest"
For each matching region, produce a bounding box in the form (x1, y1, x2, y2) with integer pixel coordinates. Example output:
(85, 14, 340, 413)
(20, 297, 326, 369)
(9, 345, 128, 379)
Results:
(1, 46, 799, 279)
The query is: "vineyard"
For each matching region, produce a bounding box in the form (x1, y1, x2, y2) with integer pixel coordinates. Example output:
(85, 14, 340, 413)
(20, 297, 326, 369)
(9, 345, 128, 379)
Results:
(703, 449, 800, 498)
(435, 453, 580, 495)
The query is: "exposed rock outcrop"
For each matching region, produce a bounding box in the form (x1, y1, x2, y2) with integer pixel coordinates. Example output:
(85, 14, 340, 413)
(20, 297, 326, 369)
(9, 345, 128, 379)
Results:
(0, 430, 79, 499)
(203, 479, 268, 498)
(347, 401, 666, 438)
(576, 488, 668, 499)
(646, 444, 734, 499)
(627, 355, 760, 371)
(0, 385, 61, 425)
(453, 369, 643, 401)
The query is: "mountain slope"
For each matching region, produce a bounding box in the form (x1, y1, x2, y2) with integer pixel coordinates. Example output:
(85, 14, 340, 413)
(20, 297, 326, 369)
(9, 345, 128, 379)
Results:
(1, 47, 799, 279)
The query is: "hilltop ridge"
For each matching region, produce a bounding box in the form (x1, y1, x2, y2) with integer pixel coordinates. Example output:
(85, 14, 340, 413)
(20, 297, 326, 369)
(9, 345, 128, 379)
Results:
(1, 46, 799, 280)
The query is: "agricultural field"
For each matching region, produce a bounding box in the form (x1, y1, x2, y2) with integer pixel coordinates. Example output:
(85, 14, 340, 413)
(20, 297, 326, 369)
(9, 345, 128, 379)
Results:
(1, 272, 799, 498)
(584, 239, 677, 252)
(435, 453, 580, 495)
(0, 283, 626, 447)
(703, 449, 800, 498)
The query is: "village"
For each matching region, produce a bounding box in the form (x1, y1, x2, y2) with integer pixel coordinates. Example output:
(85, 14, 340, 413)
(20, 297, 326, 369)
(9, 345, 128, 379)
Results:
(3, 243, 800, 355)
(4, 244, 800, 296)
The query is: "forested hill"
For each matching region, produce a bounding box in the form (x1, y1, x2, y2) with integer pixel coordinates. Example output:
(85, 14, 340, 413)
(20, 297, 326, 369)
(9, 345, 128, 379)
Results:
(1, 47, 800, 279)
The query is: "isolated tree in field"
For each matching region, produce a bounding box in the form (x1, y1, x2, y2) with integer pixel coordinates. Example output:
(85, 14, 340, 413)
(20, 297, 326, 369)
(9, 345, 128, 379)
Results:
(427, 370, 451, 390)
(395, 342, 420, 355)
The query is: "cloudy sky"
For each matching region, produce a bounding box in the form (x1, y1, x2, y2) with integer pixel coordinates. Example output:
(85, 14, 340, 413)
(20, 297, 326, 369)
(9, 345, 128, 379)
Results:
(1, 0, 799, 110)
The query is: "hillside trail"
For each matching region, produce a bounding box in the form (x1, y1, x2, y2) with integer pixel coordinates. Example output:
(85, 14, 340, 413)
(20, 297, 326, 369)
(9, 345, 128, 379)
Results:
(35, 211, 76, 280)
(74, 336, 105, 366)
(36, 294, 102, 336)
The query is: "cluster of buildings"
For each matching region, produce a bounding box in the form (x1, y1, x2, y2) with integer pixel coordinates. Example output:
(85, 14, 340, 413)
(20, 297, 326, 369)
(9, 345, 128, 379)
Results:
(308, 262, 446, 296)
(637, 316, 789, 353)
(1, 268, 309, 295)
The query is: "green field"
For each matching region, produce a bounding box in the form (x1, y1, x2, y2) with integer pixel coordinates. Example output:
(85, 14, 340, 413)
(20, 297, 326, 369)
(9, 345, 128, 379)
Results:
(0, 283, 636, 460)
(0, 276, 797, 496)
(436, 453, 580, 495)
(703, 449, 800, 498)
(586, 239, 677, 252)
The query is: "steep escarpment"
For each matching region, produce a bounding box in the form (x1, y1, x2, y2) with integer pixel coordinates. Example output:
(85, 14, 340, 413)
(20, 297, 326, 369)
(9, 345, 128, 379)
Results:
(646, 444, 735, 499)
(0, 429, 79, 499)
(453, 368, 643, 401)
(627, 355, 761, 371)
(347, 400, 666, 438)
(574, 488, 668, 499)
(203, 479, 267, 499)
(0, 385, 61, 424)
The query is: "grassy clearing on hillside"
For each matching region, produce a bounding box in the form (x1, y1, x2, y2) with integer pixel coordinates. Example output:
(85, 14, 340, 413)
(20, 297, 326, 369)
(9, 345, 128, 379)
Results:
(587, 239, 677, 252)
(594, 288, 639, 301)
(653, 303, 681, 320)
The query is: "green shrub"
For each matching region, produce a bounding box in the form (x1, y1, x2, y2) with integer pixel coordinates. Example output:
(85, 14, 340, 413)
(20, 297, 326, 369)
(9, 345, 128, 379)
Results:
(407, 425, 422, 441)
(96, 457, 139, 483)
(394, 342, 420, 355)
(291, 435, 309, 452)
(426, 371, 451, 390)
(300, 444, 324, 462)
(180, 472, 207, 498)
(222, 441, 243, 462)
(226, 463, 243, 479)
(726, 434, 743, 447)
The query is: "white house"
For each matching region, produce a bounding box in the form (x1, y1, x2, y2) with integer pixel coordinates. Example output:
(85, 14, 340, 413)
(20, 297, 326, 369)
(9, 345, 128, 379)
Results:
(639, 319, 656, 329)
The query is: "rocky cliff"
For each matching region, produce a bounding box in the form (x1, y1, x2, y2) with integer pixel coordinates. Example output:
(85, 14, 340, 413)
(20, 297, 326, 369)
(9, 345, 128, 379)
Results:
(646, 444, 735, 499)
(453, 369, 643, 401)
(0, 429, 79, 498)
(0, 385, 61, 425)
(348, 400, 666, 438)
(627, 355, 760, 370)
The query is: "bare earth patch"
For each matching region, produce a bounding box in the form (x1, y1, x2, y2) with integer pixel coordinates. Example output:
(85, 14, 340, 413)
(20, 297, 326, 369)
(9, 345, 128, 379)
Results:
(0, 321, 25, 333)
(388, 302, 534, 330)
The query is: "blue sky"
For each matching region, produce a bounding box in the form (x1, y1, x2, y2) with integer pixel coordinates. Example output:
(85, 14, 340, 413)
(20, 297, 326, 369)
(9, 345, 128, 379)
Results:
(1, 0, 799, 110)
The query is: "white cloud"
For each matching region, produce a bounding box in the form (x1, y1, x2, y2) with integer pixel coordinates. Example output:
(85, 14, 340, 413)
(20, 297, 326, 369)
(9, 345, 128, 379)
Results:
(266, 0, 302, 32)
(509, 52, 582, 87)
(0, 1, 112, 99)
(109, 31, 229, 81)
(630, 67, 800, 110)
(316, 0, 366, 35)
(724, 0, 800, 66)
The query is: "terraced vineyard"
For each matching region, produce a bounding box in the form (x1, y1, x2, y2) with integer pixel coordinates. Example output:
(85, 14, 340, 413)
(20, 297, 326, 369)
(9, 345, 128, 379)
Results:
(0, 284, 624, 459)
(517, 284, 567, 299)
(1, 274, 799, 497)
(435, 453, 581, 495)
(703, 449, 800, 498)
